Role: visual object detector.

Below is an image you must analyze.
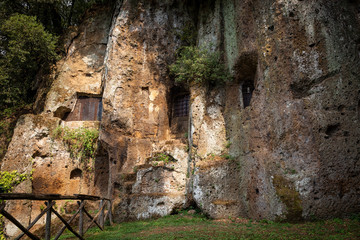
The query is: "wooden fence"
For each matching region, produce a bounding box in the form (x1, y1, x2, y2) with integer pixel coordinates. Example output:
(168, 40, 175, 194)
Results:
(0, 193, 112, 240)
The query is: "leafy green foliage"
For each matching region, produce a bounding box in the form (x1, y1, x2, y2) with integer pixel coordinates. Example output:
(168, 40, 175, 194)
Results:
(225, 140, 232, 149)
(0, 170, 31, 239)
(151, 152, 176, 165)
(0, 170, 29, 193)
(221, 154, 235, 161)
(0, 0, 114, 32)
(0, 0, 114, 111)
(52, 126, 99, 163)
(175, 22, 197, 48)
(169, 46, 231, 86)
(0, 14, 58, 108)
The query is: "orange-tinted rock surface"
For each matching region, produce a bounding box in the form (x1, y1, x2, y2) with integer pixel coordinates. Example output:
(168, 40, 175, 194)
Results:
(2, 0, 360, 237)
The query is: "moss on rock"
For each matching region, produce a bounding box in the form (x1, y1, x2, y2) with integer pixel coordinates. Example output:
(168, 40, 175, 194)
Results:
(273, 175, 303, 222)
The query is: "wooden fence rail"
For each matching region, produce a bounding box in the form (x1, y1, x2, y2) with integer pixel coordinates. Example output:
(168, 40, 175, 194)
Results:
(0, 193, 112, 240)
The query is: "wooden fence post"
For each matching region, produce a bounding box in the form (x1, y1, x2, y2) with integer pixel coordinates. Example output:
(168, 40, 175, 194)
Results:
(45, 200, 52, 240)
(109, 200, 113, 225)
(79, 200, 84, 237)
(99, 199, 104, 229)
(0, 193, 107, 240)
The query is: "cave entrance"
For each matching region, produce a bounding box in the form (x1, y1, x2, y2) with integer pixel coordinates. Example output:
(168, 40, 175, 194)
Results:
(233, 52, 258, 109)
(169, 87, 190, 137)
(64, 95, 103, 121)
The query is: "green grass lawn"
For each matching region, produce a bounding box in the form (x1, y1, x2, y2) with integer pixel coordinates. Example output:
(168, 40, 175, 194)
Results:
(58, 211, 360, 240)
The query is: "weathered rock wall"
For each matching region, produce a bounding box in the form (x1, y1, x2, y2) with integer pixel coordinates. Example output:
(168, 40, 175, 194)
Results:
(1, 5, 113, 237)
(191, 0, 360, 220)
(100, 0, 195, 221)
(2, 1, 360, 236)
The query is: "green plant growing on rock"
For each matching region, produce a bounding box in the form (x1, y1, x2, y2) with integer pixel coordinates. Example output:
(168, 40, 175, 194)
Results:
(221, 154, 235, 161)
(175, 22, 197, 47)
(0, 215, 4, 240)
(51, 126, 99, 163)
(284, 168, 297, 175)
(0, 14, 58, 108)
(151, 152, 176, 165)
(0, 170, 29, 193)
(225, 141, 232, 149)
(169, 46, 231, 86)
(0, 170, 30, 239)
(273, 175, 303, 221)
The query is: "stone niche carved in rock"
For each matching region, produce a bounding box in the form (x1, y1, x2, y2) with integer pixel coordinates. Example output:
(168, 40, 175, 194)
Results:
(234, 52, 258, 109)
(64, 95, 103, 121)
(70, 168, 83, 179)
(242, 82, 255, 108)
(169, 87, 190, 137)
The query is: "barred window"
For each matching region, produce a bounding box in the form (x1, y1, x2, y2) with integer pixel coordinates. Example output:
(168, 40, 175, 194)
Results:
(65, 96, 102, 121)
(173, 94, 189, 117)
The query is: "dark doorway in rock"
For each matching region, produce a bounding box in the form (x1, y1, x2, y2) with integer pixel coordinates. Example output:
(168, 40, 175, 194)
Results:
(233, 51, 258, 109)
(169, 87, 190, 137)
(173, 94, 190, 117)
(65, 95, 103, 121)
(54, 106, 71, 119)
(70, 168, 82, 179)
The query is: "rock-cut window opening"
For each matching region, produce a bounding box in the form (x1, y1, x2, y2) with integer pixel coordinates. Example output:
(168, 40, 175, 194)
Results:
(64, 96, 103, 121)
(234, 52, 258, 109)
(242, 82, 254, 108)
(70, 168, 82, 179)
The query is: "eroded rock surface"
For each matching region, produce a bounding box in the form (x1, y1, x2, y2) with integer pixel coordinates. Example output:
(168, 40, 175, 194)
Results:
(1, 5, 113, 237)
(190, 0, 360, 220)
(100, 0, 194, 221)
(2, 1, 360, 237)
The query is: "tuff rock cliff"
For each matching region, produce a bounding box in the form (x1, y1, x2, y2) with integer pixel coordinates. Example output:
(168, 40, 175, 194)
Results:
(2, 0, 360, 237)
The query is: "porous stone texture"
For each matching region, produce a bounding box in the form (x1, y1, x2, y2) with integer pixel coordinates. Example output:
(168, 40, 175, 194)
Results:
(2, 1, 360, 235)
(1, 6, 112, 238)
(1, 115, 100, 237)
(43, 5, 113, 116)
(100, 0, 193, 221)
(190, 0, 360, 221)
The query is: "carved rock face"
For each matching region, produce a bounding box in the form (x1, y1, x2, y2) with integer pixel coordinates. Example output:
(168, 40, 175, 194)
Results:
(100, 0, 360, 221)
(2, 1, 360, 236)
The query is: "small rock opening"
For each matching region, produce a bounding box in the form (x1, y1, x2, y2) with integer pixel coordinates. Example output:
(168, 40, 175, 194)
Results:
(234, 52, 258, 109)
(242, 82, 255, 108)
(54, 106, 72, 120)
(70, 168, 82, 179)
(64, 94, 103, 121)
(169, 86, 189, 137)
(325, 123, 340, 138)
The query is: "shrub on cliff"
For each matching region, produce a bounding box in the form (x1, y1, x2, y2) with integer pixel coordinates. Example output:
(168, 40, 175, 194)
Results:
(0, 170, 29, 193)
(0, 14, 58, 109)
(51, 126, 99, 164)
(0, 170, 30, 239)
(169, 46, 231, 86)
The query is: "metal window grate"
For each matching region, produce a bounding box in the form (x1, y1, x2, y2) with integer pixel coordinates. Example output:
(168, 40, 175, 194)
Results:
(173, 94, 189, 117)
